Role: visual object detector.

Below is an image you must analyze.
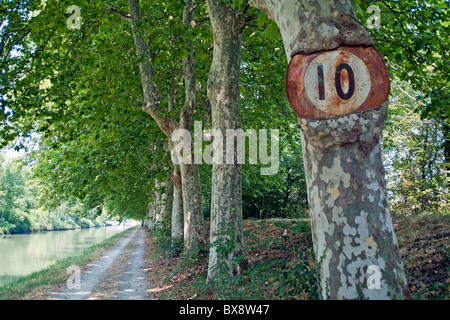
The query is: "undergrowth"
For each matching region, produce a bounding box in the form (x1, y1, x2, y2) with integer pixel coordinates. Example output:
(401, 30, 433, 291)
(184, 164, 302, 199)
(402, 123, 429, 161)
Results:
(150, 219, 320, 300)
(148, 214, 449, 300)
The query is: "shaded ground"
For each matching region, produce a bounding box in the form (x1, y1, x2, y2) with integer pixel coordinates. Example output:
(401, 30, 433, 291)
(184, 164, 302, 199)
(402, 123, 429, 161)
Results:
(394, 214, 450, 299)
(145, 215, 449, 300)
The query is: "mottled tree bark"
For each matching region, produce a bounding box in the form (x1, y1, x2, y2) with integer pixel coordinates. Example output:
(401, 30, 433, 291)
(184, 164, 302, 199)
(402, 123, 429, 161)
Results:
(250, 0, 409, 299)
(205, 0, 246, 280)
(178, 145, 206, 250)
(145, 180, 160, 230)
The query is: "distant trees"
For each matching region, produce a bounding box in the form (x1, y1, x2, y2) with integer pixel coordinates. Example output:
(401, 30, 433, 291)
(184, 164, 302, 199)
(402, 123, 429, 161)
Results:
(0, 154, 109, 234)
(0, 154, 33, 233)
(383, 79, 450, 215)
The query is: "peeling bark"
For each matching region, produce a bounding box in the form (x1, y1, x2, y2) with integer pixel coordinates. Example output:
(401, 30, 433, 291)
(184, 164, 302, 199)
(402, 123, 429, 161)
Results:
(300, 103, 408, 299)
(250, 0, 373, 58)
(250, 0, 409, 299)
(206, 0, 246, 281)
(179, 153, 207, 250)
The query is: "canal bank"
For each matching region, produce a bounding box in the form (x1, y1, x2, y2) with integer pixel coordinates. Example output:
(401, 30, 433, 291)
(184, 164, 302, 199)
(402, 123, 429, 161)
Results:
(0, 225, 137, 299)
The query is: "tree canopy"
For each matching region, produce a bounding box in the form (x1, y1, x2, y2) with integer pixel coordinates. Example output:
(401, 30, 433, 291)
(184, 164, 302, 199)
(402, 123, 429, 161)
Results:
(0, 0, 448, 224)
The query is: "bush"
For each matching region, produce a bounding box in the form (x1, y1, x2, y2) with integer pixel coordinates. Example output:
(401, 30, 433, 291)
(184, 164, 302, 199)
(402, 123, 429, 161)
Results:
(206, 220, 320, 300)
(77, 217, 95, 229)
(157, 235, 184, 258)
(0, 218, 15, 235)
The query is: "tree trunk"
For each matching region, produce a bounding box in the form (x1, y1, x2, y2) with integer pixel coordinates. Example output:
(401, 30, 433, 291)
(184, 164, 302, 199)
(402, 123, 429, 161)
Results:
(180, 160, 206, 250)
(127, 0, 205, 252)
(145, 193, 156, 230)
(178, 0, 207, 252)
(250, 0, 409, 299)
(160, 178, 173, 224)
(171, 163, 184, 238)
(205, 0, 246, 281)
(443, 119, 450, 186)
(154, 179, 163, 223)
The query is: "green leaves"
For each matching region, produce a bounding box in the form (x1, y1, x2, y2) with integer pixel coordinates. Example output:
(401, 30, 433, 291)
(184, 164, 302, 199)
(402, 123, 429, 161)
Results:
(255, 11, 269, 28)
(354, 0, 450, 121)
(383, 78, 449, 215)
(3, 0, 447, 224)
(263, 20, 278, 38)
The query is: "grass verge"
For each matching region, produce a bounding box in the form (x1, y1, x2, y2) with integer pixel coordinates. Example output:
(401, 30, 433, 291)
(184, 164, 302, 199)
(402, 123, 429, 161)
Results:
(0, 226, 135, 300)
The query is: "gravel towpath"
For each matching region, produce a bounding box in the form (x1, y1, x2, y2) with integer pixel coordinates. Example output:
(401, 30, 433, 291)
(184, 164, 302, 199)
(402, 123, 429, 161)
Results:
(46, 226, 151, 300)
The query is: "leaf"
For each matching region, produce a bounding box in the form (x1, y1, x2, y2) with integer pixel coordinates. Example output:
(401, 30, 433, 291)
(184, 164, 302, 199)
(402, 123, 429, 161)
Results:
(263, 21, 278, 38)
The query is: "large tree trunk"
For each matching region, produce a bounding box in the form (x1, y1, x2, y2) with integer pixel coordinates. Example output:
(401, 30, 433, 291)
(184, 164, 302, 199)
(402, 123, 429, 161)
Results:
(179, 160, 206, 250)
(205, 0, 246, 280)
(250, 0, 409, 299)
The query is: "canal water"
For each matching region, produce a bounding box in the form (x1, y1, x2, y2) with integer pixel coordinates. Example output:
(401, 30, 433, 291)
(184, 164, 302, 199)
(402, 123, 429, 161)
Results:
(0, 224, 133, 287)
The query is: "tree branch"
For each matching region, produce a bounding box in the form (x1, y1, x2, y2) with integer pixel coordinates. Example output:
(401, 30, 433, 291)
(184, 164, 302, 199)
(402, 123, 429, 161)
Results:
(106, 2, 132, 21)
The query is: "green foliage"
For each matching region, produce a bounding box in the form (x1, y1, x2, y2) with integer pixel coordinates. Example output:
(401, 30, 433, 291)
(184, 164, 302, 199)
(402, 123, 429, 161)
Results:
(383, 79, 449, 215)
(242, 152, 308, 219)
(275, 248, 320, 300)
(204, 220, 319, 300)
(149, 213, 185, 259)
(1, 0, 310, 227)
(0, 154, 109, 234)
(157, 235, 184, 259)
(354, 0, 450, 120)
(1, 0, 212, 222)
(0, 157, 34, 233)
(0, 218, 16, 236)
(1, 1, 449, 302)
(151, 215, 172, 244)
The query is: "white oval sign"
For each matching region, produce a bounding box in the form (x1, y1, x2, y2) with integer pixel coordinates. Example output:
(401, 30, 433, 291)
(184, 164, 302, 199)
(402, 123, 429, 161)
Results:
(304, 51, 371, 115)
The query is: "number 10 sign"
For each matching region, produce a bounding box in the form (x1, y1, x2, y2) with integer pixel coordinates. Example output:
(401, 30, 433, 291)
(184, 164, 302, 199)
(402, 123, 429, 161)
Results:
(286, 46, 390, 119)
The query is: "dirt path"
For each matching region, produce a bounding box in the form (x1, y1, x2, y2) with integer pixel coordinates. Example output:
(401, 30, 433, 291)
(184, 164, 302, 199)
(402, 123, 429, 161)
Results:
(45, 226, 151, 300)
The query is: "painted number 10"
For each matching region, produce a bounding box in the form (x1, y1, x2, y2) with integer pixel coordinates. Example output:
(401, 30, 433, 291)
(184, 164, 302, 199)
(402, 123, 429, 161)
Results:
(317, 63, 355, 101)
(304, 50, 371, 115)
